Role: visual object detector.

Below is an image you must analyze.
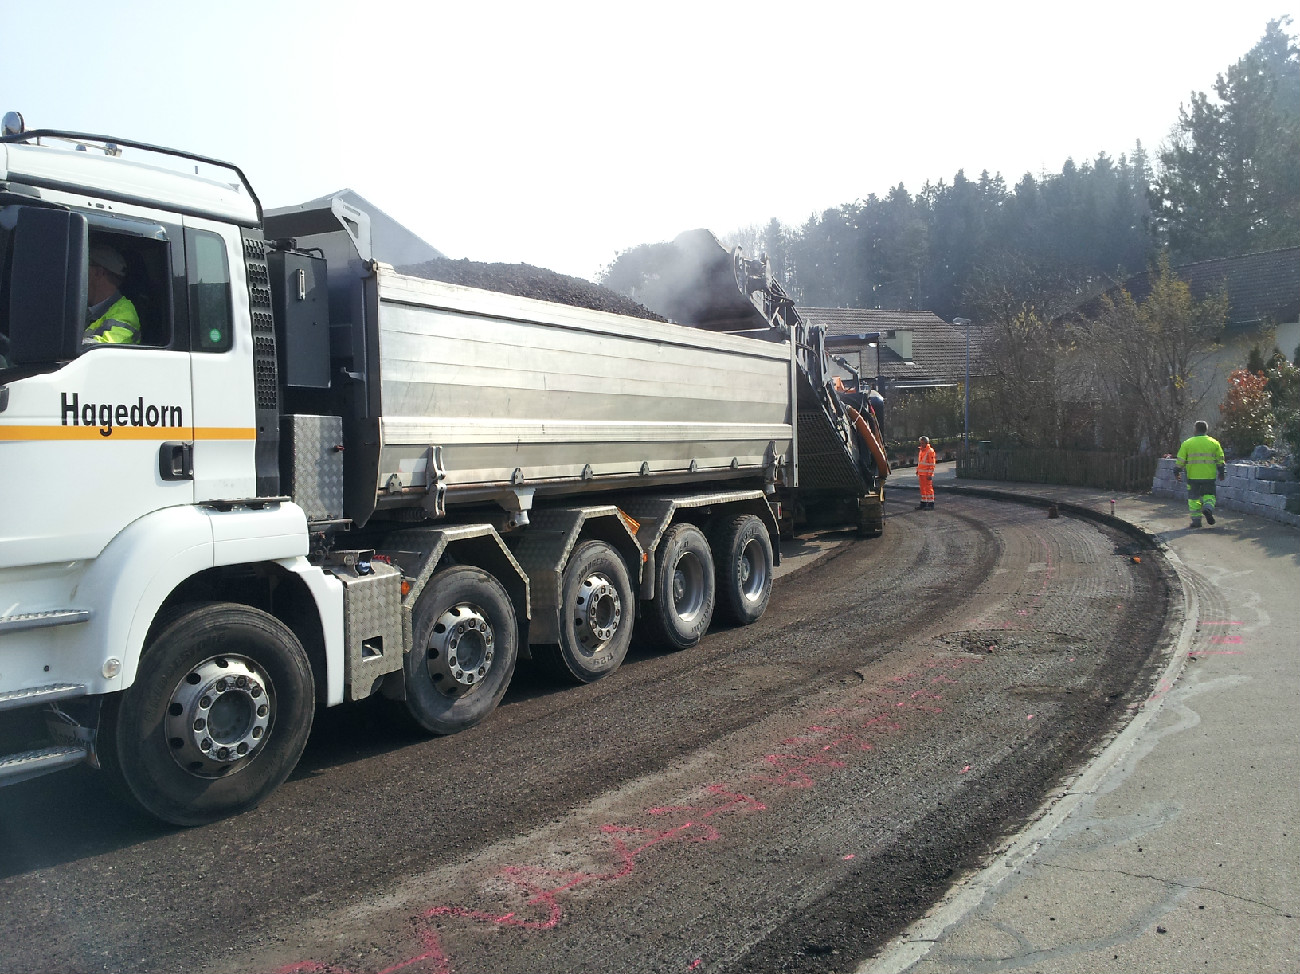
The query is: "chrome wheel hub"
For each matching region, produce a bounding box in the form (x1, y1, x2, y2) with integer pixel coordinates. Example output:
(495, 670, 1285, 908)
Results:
(427, 603, 495, 695)
(573, 572, 622, 655)
(166, 655, 274, 777)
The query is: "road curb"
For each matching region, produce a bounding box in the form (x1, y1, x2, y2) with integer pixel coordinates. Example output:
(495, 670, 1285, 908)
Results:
(934, 482, 1164, 551)
(861, 483, 1200, 974)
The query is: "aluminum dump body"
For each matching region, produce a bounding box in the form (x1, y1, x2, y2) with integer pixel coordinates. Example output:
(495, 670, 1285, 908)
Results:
(370, 269, 794, 514)
(262, 201, 845, 527)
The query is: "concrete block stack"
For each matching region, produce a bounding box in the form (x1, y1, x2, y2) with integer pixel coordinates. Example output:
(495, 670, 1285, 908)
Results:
(1152, 458, 1182, 499)
(1152, 458, 1300, 527)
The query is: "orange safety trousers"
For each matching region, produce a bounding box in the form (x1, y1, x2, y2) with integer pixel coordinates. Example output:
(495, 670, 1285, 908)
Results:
(917, 445, 936, 503)
(917, 446, 936, 475)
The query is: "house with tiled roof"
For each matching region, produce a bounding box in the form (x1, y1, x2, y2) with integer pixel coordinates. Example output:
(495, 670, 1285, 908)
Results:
(797, 308, 985, 391)
(1089, 247, 1299, 331)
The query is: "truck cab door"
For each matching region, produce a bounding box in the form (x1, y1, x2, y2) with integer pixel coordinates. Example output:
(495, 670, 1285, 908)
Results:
(0, 214, 195, 567)
(181, 219, 258, 504)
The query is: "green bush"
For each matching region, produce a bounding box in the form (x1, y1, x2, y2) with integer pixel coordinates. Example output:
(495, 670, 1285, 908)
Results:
(1265, 353, 1300, 475)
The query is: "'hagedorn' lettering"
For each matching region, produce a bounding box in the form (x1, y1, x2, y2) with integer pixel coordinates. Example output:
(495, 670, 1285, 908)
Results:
(59, 392, 185, 437)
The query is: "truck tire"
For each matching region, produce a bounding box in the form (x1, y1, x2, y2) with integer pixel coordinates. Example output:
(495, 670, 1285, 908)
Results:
(99, 602, 315, 827)
(540, 540, 635, 683)
(403, 566, 518, 735)
(711, 514, 773, 626)
(641, 522, 715, 651)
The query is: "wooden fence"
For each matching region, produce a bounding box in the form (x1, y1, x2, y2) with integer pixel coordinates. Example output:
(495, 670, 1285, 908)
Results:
(956, 448, 1158, 492)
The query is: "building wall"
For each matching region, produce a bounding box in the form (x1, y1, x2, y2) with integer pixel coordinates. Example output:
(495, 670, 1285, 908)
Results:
(1187, 318, 1300, 440)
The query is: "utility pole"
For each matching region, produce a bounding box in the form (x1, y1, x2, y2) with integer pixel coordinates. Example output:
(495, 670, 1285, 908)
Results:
(953, 317, 971, 452)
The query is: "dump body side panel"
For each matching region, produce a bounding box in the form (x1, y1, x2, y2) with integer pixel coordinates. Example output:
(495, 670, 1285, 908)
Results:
(367, 270, 794, 513)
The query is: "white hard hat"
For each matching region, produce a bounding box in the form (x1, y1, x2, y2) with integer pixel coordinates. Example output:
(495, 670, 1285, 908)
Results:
(89, 243, 127, 278)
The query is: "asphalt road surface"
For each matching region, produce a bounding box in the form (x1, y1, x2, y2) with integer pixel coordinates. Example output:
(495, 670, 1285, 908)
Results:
(0, 494, 1173, 974)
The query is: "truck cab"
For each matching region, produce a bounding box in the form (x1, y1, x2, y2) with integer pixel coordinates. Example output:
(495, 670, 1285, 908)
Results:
(1, 126, 338, 823)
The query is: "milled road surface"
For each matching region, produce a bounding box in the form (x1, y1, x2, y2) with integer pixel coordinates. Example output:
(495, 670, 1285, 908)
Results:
(0, 495, 1172, 974)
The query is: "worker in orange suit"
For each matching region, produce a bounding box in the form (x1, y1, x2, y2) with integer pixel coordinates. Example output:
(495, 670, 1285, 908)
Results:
(916, 436, 936, 510)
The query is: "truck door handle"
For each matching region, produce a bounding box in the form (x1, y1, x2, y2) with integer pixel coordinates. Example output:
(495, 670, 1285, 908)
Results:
(159, 442, 194, 481)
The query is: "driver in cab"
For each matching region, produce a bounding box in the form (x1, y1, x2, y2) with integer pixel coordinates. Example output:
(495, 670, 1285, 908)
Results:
(84, 243, 140, 344)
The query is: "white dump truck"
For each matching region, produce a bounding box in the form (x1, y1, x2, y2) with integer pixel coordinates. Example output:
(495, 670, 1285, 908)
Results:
(0, 117, 887, 824)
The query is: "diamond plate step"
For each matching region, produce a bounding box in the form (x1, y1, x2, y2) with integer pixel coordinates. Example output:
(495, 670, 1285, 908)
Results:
(0, 609, 91, 633)
(0, 744, 89, 785)
(0, 684, 88, 712)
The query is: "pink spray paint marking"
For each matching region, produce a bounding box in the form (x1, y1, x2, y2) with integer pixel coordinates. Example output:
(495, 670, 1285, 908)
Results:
(753, 752, 849, 789)
(428, 787, 764, 932)
(779, 726, 874, 751)
(1142, 677, 1177, 706)
(752, 720, 887, 789)
(282, 658, 979, 974)
(1187, 625, 1248, 660)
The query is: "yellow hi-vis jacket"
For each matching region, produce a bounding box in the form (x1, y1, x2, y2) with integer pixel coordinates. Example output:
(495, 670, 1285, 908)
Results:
(84, 294, 141, 344)
(1176, 434, 1225, 480)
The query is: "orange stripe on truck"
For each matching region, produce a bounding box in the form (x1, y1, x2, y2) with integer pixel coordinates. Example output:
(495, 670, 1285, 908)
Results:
(0, 425, 256, 442)
(192, 427, 258, 440)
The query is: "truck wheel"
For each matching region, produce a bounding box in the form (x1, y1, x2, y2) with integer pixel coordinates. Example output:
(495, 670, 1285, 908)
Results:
(99, 602, 315, 827)
(642, 522, 715, 651)
(403, 566, 518, 735)
(711, 514, 773, 626)
(541, 540, 635, 683)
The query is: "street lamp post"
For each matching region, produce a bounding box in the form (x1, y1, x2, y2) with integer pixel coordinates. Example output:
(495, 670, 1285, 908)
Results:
(953, 317, 971, 452)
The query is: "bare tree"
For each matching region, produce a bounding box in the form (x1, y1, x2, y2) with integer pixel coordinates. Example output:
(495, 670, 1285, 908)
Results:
(1083, 255, 1226, 453)
(963, 254, 1087, 448)
(979, 306, 1067, 448)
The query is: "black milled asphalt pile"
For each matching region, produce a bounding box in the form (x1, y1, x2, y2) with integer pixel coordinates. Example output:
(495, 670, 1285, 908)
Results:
(399, 257, 665, 321)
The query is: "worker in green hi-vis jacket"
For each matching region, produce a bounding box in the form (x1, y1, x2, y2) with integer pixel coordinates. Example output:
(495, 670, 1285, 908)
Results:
(1175, 420, 1226, 529)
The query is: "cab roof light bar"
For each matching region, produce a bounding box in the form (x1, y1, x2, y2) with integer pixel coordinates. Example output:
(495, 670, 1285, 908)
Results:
(0, 126, 262, 221)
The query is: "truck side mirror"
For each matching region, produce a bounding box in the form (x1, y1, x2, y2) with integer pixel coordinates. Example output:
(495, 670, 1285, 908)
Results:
(6, 207, 88, 366)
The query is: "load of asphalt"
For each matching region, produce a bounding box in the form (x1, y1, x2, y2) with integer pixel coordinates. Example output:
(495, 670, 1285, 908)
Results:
(398, 257, 666, 321)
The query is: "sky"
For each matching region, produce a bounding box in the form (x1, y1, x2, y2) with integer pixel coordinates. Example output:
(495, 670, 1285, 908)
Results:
(4, 1, 1295, 281)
